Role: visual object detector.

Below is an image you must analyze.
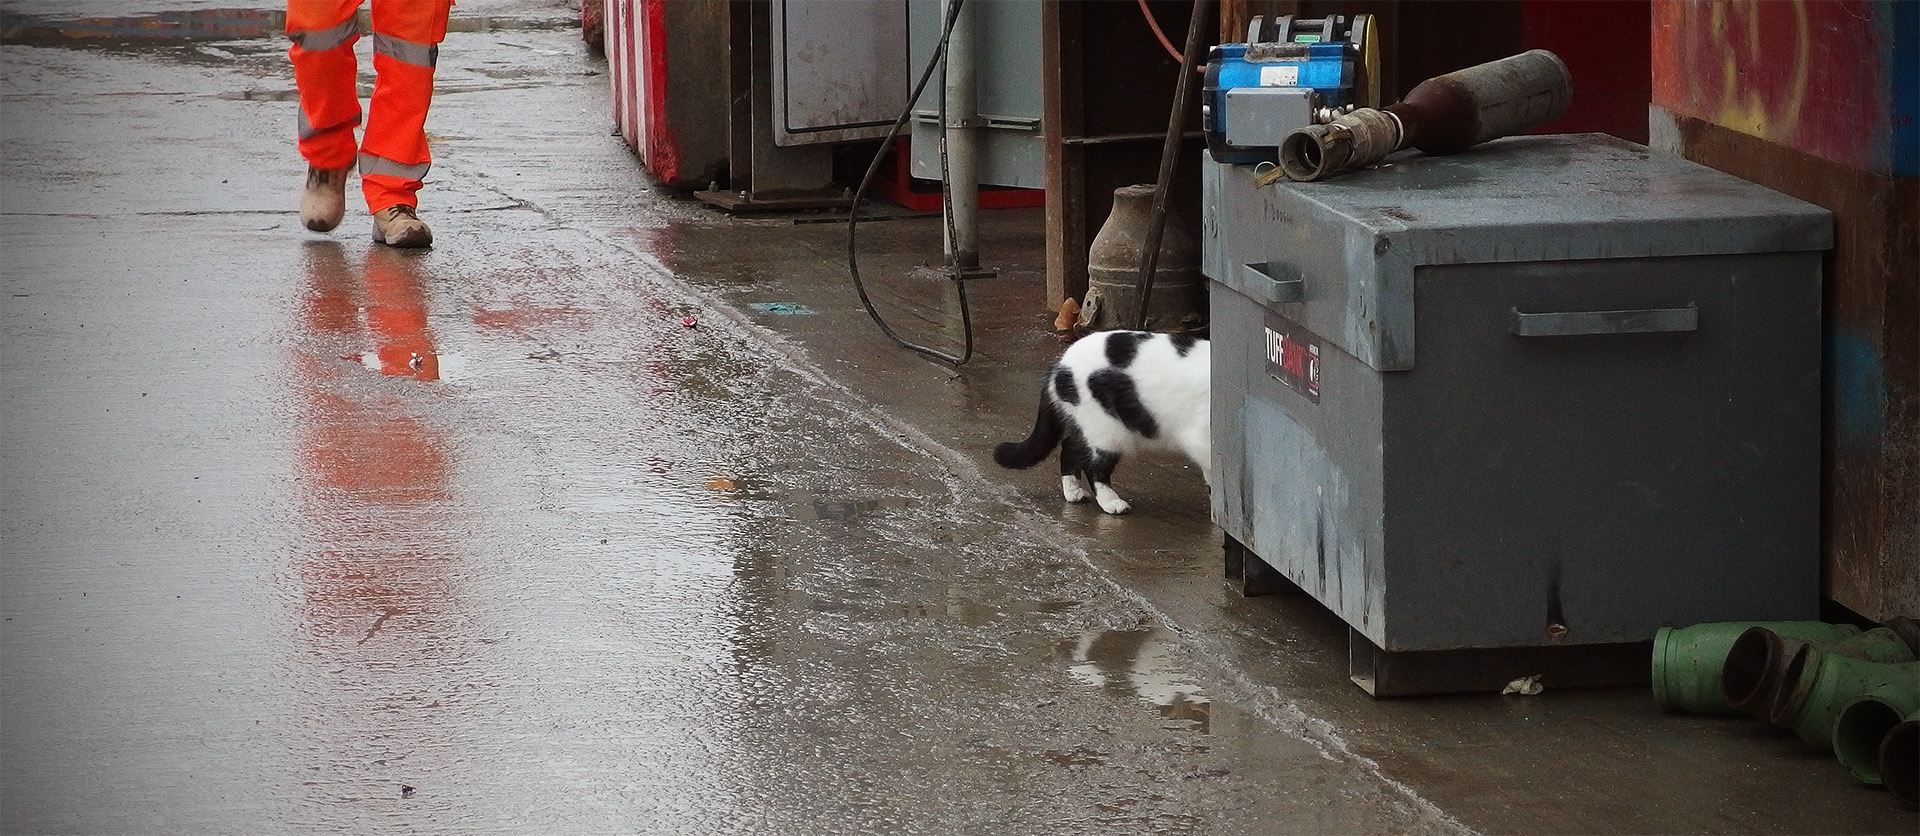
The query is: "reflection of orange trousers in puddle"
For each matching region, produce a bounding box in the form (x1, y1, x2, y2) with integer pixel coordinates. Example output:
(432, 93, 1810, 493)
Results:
(362, 247, 439, 380)
(286, 0, 453, 212)
(294, 243, 448, 646)
(299, 245, 446, 489)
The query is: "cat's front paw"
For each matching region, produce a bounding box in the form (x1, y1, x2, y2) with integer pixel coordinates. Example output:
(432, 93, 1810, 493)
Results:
(1090, 483, 1130, 514)
(1094, 493, 1131, 515)
(1061, 475, 1092, 503)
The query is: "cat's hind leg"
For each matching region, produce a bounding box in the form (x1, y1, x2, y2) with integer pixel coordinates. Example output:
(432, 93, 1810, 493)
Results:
(1058, 431, 1093, 503)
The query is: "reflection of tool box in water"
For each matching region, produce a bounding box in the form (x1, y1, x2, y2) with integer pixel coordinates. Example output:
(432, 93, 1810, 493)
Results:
(1201, 134, 1833, 697)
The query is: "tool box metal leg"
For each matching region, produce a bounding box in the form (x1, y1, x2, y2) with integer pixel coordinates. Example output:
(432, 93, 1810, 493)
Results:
(1223, 534, 1303, 597)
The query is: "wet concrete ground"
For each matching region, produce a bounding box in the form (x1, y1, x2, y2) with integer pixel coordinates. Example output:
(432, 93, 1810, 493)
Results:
(2, 2, 1914, 834)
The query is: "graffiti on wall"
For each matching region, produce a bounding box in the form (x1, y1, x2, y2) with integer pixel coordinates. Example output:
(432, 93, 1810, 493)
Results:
(1652, 0, 1902, 175)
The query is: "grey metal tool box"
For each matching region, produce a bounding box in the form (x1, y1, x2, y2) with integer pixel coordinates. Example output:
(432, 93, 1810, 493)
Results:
(1201, 134, 1832, 696)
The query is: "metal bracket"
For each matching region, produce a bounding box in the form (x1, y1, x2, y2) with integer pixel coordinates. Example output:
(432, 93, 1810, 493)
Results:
(1239, 262, 1306, 303)
(1510, 304, 1698, 337)
(910, 265, 999, 282)
(910, 112, 1039, 131)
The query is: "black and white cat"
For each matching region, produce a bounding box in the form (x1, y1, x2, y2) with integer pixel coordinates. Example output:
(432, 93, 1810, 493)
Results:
(994, 330, 1209, 514)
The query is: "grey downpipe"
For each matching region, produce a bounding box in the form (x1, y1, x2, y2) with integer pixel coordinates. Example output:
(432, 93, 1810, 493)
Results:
(941, 0, 979, 269)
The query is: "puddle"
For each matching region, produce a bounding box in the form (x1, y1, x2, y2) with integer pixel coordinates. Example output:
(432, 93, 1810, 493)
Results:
(1066, 627, 1211, 733)
(217, 88, 303, 102)
(443, 15, 579, 34)
(894, 593, 1076, 626)
(693, 473, 787, 504)
(1043, 745, 1108, 767)
(0, 9, 286, 43)
(0, 8, 576, 49)
(354, 350, 467, 383)
(789, 497, 909, 522)
(692, 480, 910, 520)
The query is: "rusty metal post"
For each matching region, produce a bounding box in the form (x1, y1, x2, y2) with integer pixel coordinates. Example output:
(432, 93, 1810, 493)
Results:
(1131, 0, 1214, 331)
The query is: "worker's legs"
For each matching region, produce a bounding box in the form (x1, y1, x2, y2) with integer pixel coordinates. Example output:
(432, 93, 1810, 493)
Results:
(287, 0, 365, 231)
(286, 0, 364, 171)
(360, 0, 452, 214)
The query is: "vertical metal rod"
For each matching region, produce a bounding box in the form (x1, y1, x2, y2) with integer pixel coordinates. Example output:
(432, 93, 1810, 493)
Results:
(942, 0, 980, 269)
(1131, 0, 1213, 330)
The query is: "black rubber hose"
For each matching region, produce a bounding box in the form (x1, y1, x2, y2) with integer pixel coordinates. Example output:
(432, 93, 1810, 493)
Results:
(846, 0, 973, 366)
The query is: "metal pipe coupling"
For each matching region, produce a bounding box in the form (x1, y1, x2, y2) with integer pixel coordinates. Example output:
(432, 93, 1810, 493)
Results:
(1277, 107, 1402, 182)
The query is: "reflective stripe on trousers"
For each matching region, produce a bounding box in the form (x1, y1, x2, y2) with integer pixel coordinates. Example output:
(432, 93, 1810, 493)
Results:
(358, 153, 430, 182)
(288, 17, 357, 51)
(371, 32, 438, 68)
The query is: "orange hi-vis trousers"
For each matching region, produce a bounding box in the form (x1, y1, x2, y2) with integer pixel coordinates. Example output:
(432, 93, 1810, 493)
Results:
(287, 0, 453, 213)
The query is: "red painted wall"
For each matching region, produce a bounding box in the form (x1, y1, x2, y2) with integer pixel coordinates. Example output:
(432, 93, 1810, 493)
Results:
(1652, 0, 1896, 174)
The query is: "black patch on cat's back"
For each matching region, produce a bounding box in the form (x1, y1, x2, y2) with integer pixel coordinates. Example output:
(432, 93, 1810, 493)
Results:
(1051, 366, 1080, 405)
(1169, 333, 1198, 356)
(1104, 331, 1144, 368)
(1087, 368, 1159, 438)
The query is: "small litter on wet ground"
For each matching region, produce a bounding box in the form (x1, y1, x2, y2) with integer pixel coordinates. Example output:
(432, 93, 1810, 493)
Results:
(749, 302, 815, 316)
(1503, 675, 1545, 696)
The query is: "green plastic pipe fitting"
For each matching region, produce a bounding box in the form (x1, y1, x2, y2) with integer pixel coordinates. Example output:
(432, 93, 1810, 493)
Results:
(1769, 646, 1920, 753)
(1881, 715, 1918, 809)
(1833, 688, 1920, 785)
(1652, 621, 1858, 715)
(1723, 624, 1918, 718)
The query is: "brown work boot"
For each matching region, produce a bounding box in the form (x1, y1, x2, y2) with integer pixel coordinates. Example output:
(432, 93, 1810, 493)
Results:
(371, 204, 433, 248)
(299, 165, 351, 232)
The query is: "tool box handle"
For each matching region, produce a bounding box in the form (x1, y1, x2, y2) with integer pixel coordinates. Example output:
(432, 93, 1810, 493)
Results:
(1239, 262, 1306, 304)
(1509, 305, 1698, 337)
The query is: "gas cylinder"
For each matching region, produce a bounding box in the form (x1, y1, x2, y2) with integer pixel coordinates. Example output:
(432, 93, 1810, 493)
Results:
(1279, 49, 1572, 181)
(1079, 184, 1206, 333)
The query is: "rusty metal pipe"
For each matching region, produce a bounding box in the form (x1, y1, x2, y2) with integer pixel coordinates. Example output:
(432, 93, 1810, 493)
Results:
(1280, 49, 1572, 181)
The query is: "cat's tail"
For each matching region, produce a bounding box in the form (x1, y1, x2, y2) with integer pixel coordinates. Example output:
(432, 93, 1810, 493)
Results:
(993, 389, 1064, 470)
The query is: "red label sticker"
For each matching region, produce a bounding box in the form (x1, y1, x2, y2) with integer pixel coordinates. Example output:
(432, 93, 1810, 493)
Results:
(1264, 312, 1321, 403)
